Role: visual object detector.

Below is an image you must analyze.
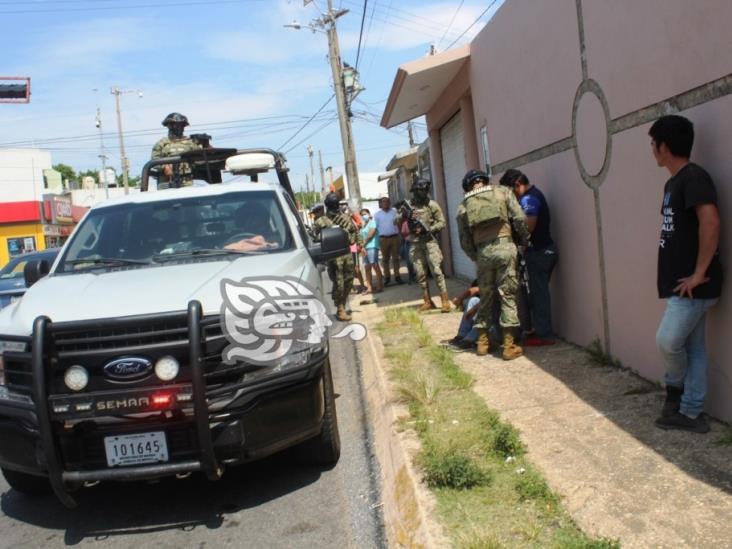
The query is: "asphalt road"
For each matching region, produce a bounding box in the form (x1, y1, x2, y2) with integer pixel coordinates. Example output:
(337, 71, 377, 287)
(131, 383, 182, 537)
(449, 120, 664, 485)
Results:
(0, 333, 386, 548)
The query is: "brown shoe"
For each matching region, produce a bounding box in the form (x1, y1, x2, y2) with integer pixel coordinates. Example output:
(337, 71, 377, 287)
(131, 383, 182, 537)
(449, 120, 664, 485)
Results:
(336, 305, 352, 321)
(476, 329, 490, 356)
(440, 292, 452, 313)
(419, 289, 437, 312)
(502, 330, 523, 360)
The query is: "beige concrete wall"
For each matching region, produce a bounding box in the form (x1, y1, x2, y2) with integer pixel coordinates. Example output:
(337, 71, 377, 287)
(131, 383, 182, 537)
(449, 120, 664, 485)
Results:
(421, 0, 732, 420)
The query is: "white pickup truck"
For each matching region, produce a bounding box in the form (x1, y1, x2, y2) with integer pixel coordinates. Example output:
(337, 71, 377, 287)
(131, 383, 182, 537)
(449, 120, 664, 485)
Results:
(0, 148, 349, 507)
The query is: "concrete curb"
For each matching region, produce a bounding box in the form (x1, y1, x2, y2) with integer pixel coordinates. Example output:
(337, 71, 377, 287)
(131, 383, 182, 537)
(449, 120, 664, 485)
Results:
(356, 301, 447, 549)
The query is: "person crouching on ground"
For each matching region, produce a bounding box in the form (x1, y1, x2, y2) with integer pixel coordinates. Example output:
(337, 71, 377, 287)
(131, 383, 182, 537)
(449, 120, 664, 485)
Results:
(649, 114, 723, 434)
(450, 280, 481, 350)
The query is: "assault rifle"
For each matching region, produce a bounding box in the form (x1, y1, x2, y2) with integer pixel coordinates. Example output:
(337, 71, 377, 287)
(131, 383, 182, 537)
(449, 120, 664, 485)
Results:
(396, 200, 437, 242)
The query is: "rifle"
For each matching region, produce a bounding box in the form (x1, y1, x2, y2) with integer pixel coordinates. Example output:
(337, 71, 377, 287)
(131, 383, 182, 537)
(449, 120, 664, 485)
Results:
(518, 252, 531, 299)
(396, 200, 437, 242)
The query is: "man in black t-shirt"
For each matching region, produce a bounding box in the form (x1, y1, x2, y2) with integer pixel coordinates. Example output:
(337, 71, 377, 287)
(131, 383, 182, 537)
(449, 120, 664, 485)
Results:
(650, 115, 722, 434)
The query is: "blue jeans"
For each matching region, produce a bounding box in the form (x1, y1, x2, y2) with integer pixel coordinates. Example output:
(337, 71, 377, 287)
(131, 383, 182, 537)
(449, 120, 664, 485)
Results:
(400, 238, 415, 280)
(525, 244, 558, 338)
(458, 297, 480, 342)
(656, 296, 717, 418)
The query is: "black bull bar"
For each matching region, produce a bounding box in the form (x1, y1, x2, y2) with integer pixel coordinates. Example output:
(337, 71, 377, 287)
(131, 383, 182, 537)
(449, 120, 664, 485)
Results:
(31, 300, 221, 508)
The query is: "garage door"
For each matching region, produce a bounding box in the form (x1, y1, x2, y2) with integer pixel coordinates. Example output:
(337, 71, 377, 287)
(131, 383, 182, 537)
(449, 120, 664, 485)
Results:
(440, 112, 476, 280)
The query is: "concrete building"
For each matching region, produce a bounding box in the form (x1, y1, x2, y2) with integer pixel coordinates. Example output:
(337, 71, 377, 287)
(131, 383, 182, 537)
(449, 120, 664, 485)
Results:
(381, 0, 732, 420)
(0, 149, 87, 265)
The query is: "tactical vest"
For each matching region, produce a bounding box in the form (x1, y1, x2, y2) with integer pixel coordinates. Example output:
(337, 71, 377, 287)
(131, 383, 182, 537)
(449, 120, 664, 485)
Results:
(463, 185, 507, 228)
(158, 137, 198, 157)
(463, 185, 512, 244)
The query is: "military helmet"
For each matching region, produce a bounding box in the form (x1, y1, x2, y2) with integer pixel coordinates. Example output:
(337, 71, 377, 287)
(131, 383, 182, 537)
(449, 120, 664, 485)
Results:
(462, 169, 489, 192)
(310, 203, 325, 214)
(410, 178, 431, 193)
(324, 192, 341, 211)
(162, 112, 189, 128)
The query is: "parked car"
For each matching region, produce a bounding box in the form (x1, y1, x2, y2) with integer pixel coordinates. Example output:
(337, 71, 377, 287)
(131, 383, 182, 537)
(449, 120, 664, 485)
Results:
(0, 148, 349, 507)
(0, 248, 60, 310)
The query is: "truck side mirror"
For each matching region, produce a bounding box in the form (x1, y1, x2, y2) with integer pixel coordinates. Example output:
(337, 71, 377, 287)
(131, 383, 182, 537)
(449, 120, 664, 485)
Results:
(310, 227, 350, 263)
(24, 259, 50, 288)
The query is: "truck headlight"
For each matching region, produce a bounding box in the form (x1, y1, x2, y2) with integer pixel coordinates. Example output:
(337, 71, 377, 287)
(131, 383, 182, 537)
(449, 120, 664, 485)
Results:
(64, 365, 89, 392)
(155, 356, 179, 381)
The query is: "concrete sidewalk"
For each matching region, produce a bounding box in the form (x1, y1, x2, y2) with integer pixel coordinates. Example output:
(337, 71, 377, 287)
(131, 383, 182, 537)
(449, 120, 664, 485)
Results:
(352, 278, 732, 549)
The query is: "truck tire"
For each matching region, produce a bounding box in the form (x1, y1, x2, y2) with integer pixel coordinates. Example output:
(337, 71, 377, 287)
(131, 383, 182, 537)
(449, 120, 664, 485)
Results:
(298, 360, 341, 466)
(2, 468, 52, 496)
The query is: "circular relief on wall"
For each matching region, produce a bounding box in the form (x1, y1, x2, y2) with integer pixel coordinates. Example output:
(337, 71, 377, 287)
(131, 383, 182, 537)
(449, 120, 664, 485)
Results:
(572, 79, 612, 189)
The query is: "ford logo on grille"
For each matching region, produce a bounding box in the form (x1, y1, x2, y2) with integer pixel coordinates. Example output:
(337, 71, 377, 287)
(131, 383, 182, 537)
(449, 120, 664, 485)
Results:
(103, 357, 153, 381)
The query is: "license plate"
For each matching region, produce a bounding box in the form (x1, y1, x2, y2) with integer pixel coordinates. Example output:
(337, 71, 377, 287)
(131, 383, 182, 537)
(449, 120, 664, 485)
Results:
(104, 431, 168, 467)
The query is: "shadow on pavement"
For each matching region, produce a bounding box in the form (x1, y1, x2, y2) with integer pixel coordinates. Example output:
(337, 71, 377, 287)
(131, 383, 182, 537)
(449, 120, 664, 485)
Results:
(360, 274, 732, 496)
(526, 344, 732, 495)
(1, 453, 324, 545)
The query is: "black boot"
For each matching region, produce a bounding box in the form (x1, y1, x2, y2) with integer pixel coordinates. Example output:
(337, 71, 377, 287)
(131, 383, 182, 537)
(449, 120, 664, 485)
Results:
(661, 385, 683, 418)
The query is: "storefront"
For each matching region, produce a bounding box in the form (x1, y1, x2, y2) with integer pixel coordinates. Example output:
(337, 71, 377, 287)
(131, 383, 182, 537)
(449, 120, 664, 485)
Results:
(42, 194, 76, 249)
(0, 195, 84, 267)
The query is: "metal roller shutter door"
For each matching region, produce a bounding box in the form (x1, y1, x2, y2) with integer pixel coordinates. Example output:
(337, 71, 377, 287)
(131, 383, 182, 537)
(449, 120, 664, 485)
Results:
(440, 112, 476, 280)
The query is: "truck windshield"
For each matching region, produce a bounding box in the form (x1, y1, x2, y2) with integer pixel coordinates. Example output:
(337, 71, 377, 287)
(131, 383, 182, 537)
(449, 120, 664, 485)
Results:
(58, 190, 292, 273)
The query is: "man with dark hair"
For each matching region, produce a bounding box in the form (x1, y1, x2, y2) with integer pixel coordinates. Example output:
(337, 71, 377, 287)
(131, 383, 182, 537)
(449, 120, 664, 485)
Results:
(508, 172, 558, 345)
(374, 197, 403, 285)
(649, 114, 722, 434)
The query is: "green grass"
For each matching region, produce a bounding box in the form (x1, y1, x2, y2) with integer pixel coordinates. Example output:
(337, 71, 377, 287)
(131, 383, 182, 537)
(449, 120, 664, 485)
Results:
(715, 432, 732, 446)
(586, 338, 623, 368)
(378, 308, 620, 548)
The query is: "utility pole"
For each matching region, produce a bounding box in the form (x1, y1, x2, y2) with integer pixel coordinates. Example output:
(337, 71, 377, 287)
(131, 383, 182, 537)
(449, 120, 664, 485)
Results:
(318, 150, 326, 198)
(110, 86, 142, 195)
(287, 2, 363, 206)
(307, 144, 316, 204)
(407, 120, 416, 148)
(325, 0, 361, 206)
(95, 106, 110, 199)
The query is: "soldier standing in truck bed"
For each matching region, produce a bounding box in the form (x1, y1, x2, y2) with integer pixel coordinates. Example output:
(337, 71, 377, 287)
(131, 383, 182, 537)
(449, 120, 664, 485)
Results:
(151, 112, 201, 188)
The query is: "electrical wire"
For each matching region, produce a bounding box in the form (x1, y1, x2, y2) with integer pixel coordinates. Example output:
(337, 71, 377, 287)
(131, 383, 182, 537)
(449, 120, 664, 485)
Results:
(354, 0, 368, 70)
(444, 0, 499, 50)
(277, 94, 336, 150)
(283, 116, 338, 155)
(0, 0, 262, 14)
(436, 0, 464, 50)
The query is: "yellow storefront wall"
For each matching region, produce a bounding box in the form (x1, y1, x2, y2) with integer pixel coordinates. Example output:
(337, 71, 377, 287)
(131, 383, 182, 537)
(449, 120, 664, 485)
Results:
(0, 223, 46, 268)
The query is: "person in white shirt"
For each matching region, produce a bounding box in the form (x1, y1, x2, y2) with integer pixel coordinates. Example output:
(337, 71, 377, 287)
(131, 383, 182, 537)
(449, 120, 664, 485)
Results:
(373, 197, 403, 285)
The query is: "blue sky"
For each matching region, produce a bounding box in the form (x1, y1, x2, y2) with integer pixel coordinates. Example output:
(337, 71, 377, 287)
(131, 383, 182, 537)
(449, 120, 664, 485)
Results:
(0, 0, 503, 192)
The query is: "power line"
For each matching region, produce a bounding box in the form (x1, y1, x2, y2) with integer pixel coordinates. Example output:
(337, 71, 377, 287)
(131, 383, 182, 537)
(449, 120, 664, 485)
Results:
(278, 94, 335, 151)
(444, 0, 499, 50)
(354, 0, 368, 70)
(0, 0, 262, 14)
(283, 117, 338, 155)
(436, 0, 464, 50)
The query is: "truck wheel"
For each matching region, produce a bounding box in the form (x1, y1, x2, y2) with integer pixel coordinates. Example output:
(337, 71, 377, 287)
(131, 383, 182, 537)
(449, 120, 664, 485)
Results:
(298, 360, 341, 466)
(2, 468, 52, 496)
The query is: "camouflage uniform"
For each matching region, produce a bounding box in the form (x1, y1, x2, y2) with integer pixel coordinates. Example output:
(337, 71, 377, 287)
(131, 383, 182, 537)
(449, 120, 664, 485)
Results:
(313, 212, 362, 312)
(457, 183, 529, 358)
(151, 136, 201, 188)
(407, 198, 448, 294)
